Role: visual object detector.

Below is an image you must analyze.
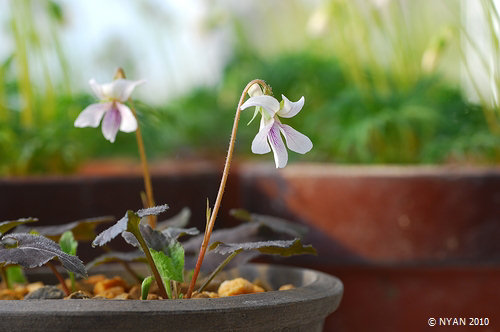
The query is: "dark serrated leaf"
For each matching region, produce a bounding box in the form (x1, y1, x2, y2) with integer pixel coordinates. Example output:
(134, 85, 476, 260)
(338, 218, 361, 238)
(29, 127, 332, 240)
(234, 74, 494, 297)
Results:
(230, 209, 308, 238)
(86, 250, 146, 270)
(0, 234, 87, 277)
(16, 216, 114, 241)
(0, 218, 38, 236)
(162, 227, 199, 240)
(123, 224, 196, 252)
(137, 204, 169, 218)
(156, 207, 191, 230)
(210, 238, 317, 257)
(92, 213, 130, 247)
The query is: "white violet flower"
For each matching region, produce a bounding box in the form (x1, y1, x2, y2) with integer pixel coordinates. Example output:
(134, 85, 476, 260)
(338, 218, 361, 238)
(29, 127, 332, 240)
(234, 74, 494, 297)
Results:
(240, 84, 313, 168)
(74, 78, 145, 143)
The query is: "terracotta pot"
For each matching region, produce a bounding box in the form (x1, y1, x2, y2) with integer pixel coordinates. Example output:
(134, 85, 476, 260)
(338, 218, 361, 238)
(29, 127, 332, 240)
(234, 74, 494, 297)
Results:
(0, 264, 343, 332)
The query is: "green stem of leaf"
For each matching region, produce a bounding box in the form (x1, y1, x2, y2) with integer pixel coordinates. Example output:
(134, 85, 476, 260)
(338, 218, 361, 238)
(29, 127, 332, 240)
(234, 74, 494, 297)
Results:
(69, 272, 76, 293)
(197, 251, 240, 294)
(129, 227, 169, 299)
(0, 265, 12, 290)
(186, 79, 270, 298)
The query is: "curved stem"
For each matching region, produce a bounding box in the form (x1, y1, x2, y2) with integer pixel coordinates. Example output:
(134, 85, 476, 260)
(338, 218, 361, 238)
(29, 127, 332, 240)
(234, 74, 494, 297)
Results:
(114, 68, 156, 227)
(129, 99, 157, 227)
(186, 79, 269, 298)
(47, 261, 70, 296)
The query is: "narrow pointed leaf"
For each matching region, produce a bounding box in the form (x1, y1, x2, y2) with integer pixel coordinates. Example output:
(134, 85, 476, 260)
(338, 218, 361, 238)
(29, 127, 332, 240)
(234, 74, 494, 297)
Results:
(0, 234, 87, 277)
(0, 218, 38, 236)
(210, 238, 317, 257)
(141, 276, 153, 300)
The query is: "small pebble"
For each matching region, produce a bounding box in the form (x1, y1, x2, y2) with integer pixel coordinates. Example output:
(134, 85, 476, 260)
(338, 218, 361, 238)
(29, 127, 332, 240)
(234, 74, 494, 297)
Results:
(24, 286, 65, 300)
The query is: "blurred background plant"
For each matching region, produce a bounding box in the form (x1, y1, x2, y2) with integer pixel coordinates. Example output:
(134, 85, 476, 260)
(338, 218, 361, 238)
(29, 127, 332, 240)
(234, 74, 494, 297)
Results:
(0, 0, 499, 175)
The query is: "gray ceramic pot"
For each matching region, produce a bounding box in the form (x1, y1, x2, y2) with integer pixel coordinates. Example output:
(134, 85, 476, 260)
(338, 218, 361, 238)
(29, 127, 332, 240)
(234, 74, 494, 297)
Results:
(0, 264, 343, 332)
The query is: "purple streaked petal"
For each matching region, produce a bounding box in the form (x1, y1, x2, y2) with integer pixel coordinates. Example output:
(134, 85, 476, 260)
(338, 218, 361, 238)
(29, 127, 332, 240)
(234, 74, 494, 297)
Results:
(279, 124, 313, 154)
(101, 79, 146, 102)
(267, 123, 288, 168)
(116, 103, 138, 132)
(101, 106, 122, 143)
(89, 79, 105, 100)
(251, 118, 273, 154)
(277, 95, 305, 118)
(74, 102, 112, 128)
(240, 95, 280, 117)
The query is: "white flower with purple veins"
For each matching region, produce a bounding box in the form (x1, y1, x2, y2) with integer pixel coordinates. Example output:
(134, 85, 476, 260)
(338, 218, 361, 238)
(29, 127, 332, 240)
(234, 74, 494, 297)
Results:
(240, 84, 313, 168)
(74, 78, 145, 143)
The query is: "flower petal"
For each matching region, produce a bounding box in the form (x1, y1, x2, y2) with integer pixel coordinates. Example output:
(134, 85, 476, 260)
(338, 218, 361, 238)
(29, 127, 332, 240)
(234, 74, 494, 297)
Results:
(89, 79, 105, 100)
(116, 103, 138, 132)
(240, 95, 280, 117)
(268, 123, 288, 168)
(251, 118, 273, 154)
(74, 102, 112, 128)
(101, 79, 146, 102)
(101, 106, 122, 143)
(248, 83, 263, 97)
(277, 95, 305, 118)
(279, 124, 313, 154)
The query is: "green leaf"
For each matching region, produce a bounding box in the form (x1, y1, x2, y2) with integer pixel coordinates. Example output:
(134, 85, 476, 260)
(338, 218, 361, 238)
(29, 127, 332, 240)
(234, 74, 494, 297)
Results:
(150, 243, 184, 283)
(59, 231, 77, 256)
(0, 218, 38, 236)
(210, 238, 317, 257)
(141, 276, 153, 300)
(6, 265, 26, 284)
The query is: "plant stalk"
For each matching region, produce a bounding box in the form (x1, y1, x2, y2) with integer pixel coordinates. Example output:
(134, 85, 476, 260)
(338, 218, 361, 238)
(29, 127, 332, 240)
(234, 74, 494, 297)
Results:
(197, 251, 240, 293)
(47, 262, 70, 296)
(131, 228, 169, 299)
(114, 68, 156, 227)
(0, 265, 12, 290)
(129, 99, 156, 227)
(186, 79, 269, 298)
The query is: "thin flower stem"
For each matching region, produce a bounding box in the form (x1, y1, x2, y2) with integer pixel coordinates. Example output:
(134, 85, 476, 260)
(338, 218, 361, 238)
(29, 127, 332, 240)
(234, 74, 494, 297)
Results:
(186, 79, 269, 298)
(114, 68, 156, 227)
(129, 99, 157, 227)
(47, 261, 70, 296)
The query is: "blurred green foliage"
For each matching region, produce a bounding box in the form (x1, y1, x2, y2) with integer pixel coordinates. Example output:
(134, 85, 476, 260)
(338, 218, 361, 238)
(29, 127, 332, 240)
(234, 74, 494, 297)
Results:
(1, 0, 500, 175)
